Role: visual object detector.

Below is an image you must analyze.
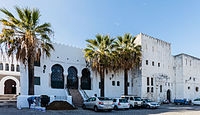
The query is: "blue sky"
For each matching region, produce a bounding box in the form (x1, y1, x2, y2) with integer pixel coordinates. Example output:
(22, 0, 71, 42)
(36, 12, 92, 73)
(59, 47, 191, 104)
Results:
(0, 0, 200, 57)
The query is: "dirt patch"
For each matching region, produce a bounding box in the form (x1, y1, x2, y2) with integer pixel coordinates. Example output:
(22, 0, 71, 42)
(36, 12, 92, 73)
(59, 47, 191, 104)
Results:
(46, 101, 77, 110)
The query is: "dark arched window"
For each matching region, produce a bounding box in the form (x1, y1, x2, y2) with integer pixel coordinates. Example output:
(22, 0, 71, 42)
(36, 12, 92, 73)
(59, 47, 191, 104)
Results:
(0, 63, 3, 70)
(16, 65, 20, 72)
(67, 66, 78, 89)
(51, 64, 64, 89)
(11, 64, 15, 71)
(81, 68, 91, 90)
(5, 63, 9, 71)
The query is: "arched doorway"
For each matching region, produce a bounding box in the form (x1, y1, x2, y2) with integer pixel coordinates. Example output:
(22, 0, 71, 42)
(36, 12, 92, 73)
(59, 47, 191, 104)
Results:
(67, 66, 78, 89)
(167, 89, 171, 102)
(4, 79, 16, 94)
(51, 64, 64, 89)
(81, 68, 91, 90)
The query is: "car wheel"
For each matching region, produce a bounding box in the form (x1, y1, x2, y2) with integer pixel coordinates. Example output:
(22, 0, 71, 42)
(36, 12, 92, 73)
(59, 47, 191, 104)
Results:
(82, 104, 86, 109)
(130, 105, 133, 109)
(108, 109, 112, 112)
(114, 106, 118, 110)
(146, 105, 150, 109)
(94, 106, 99, 112)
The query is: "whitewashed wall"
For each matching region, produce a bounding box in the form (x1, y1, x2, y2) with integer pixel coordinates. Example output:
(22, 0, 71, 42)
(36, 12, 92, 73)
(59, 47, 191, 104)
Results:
(135, 33, 175, 102)
(174, 54, 200, 100)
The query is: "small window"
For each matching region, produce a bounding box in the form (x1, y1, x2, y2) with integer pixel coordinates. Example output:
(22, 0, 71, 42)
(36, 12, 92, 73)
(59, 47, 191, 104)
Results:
(152, 61, 154, 66)
(151, 78, 153, 86)
(99, 82, 101, 89)
(188, 86, 190, 90)
(34, 59, 40, 67)
(117, 81, 120, 86)
(147, 87, 150, 93)
(146, 60, 148, 65)
(151, 87, 154, 92)
(34, 77, 40, 85)
(11, 64, 14, 71)
(196, 87, 199, 92)
(190, 60, 192, 66)
(16, 65, 20, 72)
(0, 63, 3, 70)
(168, 83, 170, 86)
(112, 81, 115, 86)
(147, 77, 149, 86)
(158, 63, 160, 67)
(5, 63, 9, 71)
(127, 82, 130, 87)
(160, 85, 162, 92)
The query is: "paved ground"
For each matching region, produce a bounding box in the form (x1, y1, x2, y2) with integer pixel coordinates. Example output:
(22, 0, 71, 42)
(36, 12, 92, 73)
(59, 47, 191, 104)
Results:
(0, 104, 200, 115)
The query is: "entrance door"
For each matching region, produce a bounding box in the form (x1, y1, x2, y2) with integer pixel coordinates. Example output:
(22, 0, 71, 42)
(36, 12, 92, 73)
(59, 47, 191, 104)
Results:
(167, 89, 171, 102)
(67, 66, 78, 89)
(4, 79, 16, 94)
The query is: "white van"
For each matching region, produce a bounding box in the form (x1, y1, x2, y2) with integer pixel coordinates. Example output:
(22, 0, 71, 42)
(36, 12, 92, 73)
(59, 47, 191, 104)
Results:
(121, 95, 143, 108)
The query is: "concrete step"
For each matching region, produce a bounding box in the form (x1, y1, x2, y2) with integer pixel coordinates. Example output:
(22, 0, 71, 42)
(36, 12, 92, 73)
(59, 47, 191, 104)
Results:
(68, 89, 84, 107)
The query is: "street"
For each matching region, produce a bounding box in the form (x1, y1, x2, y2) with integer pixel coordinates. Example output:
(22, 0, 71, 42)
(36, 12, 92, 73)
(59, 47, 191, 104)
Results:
(0, 104, 200, 115)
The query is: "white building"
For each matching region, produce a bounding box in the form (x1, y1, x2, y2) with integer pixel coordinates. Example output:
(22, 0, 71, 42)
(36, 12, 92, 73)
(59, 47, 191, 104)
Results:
(0, 54, 20, 95)
(18, 33, 200, 108)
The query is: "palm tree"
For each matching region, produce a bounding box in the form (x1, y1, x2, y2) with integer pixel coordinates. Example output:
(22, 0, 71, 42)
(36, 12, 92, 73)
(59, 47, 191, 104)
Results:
(84, 34, 115, 97)
(0, 7, 54, 95)
(114, 33, 141, 95)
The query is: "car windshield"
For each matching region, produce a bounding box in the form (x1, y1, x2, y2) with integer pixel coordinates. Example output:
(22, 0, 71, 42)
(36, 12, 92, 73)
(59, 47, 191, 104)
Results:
(119, 99, 128, 103)
(98, 97, 112, 101)
(145, 99, 153, 102)
(134, 97, 141, 101)
(122, 97, 129, 100)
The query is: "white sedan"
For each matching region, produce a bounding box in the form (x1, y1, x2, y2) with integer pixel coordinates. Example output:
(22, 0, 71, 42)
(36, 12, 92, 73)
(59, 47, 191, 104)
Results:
(113, 98, 130, 110)
(192, 98, 200, 105)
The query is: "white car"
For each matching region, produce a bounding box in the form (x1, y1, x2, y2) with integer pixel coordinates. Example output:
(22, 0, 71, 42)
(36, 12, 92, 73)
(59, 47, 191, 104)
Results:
(121, 95, 143, 108)
(192, 98, 200, 105)
(113, 98, 130, 110)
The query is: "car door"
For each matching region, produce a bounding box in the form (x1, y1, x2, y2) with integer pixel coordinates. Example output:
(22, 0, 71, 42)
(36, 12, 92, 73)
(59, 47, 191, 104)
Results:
(90, 97, 97, 109)
(85, 98, 92, 109)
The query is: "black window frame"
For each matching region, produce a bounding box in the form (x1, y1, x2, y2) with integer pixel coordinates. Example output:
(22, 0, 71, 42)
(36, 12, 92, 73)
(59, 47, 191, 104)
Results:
(151, 78, 153, 86)
(5, 63, 9, 71)
(34, 77, 40, 85)
(112, 81, 115, 86)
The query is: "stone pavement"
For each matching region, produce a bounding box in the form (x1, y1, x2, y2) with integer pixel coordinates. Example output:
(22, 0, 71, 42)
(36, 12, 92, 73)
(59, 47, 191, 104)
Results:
(0, 104, 200, 115)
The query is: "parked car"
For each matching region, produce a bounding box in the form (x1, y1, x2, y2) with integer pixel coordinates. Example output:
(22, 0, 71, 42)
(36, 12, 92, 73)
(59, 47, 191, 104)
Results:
(121, 95, 143, 108)
(113, 98, 130, 110)
(174, 99, 190, 105)
(142, 99, 160, 109)
(162, 99, 169, 104)
(192, 98, 200, 105)
(82, 97, 114, 112)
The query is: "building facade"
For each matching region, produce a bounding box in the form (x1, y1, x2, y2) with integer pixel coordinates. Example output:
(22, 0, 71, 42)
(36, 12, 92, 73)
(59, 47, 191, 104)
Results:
(18, 33, 200, 108)
(0, 54, 20, 95)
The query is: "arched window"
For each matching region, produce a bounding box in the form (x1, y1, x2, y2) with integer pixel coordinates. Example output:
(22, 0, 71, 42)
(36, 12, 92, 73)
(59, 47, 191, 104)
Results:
(0, 63, 3, 70)
(5, 63, 9, 71)
(16, 65, 20, 72)
(67, 66, 78, 89)
(51, 64, 64, 89)
(11, 64, 15, 71)
(81, 68, 91, 90)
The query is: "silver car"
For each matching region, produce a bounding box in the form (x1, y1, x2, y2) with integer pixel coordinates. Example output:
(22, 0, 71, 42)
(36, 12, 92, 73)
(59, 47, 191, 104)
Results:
(82, 97, 114, 112)
(142, 99, 160, 109)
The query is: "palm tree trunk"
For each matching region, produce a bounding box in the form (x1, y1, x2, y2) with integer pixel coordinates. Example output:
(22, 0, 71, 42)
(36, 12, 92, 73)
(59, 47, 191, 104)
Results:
(28, 56, 34, 95)
(100, 67, 105, 97)
(124, 69, 128, 95)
